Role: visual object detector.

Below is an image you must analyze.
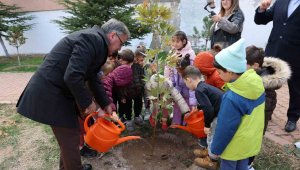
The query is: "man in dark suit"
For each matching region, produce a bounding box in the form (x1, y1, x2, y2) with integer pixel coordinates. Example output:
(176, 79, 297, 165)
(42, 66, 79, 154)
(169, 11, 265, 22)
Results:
(16, 18, 130, 170)
(254, 0, 300, 132)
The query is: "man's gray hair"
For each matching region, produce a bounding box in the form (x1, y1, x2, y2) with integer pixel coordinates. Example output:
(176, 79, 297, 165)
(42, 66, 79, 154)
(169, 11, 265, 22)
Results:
(101, 18, 130, 38)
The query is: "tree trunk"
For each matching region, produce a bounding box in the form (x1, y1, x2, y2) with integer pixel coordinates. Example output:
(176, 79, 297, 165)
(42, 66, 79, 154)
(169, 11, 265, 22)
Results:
(205, 38, 208, 51)
(0, 35, 10, 57)
(17, 46, 21, 66)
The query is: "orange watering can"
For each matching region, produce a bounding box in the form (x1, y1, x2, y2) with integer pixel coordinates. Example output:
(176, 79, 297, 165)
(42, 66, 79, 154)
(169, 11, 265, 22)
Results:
(84, 112, 141, 152)
(170, 109, 206, 138)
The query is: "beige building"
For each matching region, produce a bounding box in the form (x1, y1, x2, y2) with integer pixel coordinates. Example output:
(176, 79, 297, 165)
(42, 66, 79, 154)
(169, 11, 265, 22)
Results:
(0, 0, 64, 12)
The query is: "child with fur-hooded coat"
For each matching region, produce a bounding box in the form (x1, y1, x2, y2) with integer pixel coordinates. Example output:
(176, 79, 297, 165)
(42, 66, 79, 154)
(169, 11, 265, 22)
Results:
(246, 46, 291, 133)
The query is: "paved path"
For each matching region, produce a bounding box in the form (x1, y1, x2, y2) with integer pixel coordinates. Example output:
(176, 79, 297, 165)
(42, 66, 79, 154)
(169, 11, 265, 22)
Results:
(0, 72, 299, 145)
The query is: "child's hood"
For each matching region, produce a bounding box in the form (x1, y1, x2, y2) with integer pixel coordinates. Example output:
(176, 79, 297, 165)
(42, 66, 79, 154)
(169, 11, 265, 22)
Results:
(259, 57, 291, 90)
(176, 41, 195, 58)
(226, 69, 265, 100)
(194, 51, 216, 75)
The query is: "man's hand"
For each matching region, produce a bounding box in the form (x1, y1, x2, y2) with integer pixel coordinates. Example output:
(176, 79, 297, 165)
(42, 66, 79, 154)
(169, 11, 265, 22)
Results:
(259, 0, 272, 11)
(204, 127, 211, 135)
(103, 104, 113, 115)
(84, 101, 97, 116)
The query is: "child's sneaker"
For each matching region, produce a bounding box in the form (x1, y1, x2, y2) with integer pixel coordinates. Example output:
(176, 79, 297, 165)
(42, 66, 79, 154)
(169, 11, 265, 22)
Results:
(194, 156, 218, 170)
(198, 138, 208, 148)
(193, 148, 208, 158)
(134, 116, 144, 126)
(120, 116, 127, 123)
(248, 164, 255, 170)
(126, 120, 135, 131)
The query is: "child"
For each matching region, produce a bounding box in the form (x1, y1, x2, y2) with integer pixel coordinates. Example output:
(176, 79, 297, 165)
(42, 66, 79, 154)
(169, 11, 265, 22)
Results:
(79, 49, 133, 157)
(119, 46, 147, 131)
(145, 74, 190, 131)
(182, 65, 223, 170)
(99, 51, 120, 78)
(193, 44, 225, 149)
(103, 64, 133, 114)
(164, 30, 197, 125)
(246, 45, 291, 169)
(194, 44, 225, 90)
(210, 39, 265, 170)
(110, 49, 135, 123)
(246, 45, 291, 134)
(118, 49, 134, 65)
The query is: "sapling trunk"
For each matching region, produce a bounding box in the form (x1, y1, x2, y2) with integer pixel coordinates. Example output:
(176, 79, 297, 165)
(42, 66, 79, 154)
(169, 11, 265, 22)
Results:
(17, 47, 21, 66)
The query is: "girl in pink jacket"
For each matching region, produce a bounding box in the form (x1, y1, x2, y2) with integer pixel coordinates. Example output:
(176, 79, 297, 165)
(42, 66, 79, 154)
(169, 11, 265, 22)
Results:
(164, 31, 197, 125)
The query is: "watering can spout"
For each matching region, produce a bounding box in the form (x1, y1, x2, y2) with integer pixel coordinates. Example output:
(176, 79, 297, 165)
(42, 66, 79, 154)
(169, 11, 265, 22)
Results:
(170, 125, 192, 133)
(115, 136, 141, 145)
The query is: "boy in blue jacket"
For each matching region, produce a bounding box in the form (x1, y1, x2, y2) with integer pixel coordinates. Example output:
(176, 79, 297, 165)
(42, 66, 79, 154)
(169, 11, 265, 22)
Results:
(182, 65, 223, 170)
(210, 39, 265, 170)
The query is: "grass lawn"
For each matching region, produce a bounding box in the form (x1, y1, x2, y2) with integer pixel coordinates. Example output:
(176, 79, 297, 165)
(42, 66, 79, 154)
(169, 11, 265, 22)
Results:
(0, 55, 44, 72)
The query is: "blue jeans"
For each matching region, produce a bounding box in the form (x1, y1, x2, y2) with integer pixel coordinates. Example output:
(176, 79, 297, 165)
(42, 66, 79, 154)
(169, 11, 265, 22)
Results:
(220, 158, 249, 170)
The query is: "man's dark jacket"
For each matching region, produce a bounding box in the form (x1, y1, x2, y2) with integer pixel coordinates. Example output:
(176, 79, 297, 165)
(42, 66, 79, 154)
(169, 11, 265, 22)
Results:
(254, 0, 300, 77)
(17, 26, 110, 128)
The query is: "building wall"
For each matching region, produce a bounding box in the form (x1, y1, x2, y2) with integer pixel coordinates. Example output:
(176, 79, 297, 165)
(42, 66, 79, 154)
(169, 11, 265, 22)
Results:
(1, 10, 68, 55)
(0, 0, 273, 56)
(0, 0, 64, 12)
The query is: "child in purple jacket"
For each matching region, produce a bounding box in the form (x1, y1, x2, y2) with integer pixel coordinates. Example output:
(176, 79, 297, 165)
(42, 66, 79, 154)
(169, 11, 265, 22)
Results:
(164, 31, 197, 125)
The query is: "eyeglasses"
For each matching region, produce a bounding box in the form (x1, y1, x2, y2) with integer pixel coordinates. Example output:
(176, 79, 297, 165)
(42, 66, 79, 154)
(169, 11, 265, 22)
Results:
(115, 33, 125, 46)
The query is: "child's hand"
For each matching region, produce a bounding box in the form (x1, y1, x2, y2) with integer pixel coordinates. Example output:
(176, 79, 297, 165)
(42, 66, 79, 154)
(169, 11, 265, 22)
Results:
(111, 111, 119, 121)
(209, 153, 219, 160)
(191, 106, 197, 110)
(184, 112, 190, 119)
(204, 127, 210, 135)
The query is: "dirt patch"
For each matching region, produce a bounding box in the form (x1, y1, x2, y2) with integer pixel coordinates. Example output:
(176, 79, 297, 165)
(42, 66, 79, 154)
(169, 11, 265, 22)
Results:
(122, 133, 195, 169)
(84, 128, 204, 170)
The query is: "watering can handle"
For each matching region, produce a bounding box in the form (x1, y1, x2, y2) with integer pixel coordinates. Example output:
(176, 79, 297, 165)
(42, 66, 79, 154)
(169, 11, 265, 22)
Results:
(83, 112, 98, 133)
(101, 114, 125, 132)
(116, 119, 126, 131)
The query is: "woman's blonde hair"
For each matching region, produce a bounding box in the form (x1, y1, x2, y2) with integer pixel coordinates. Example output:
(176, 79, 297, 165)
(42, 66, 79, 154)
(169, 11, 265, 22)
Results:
(219, 0, 240, 16)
